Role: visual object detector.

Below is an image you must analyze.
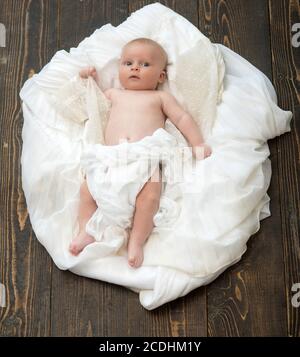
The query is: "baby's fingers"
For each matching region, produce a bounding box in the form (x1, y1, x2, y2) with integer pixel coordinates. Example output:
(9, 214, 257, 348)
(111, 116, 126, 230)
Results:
(88, 66, 97, 77)
(79, 68, 88, 78)
(193, 145, 212, 160)
(205, 146, 212, 157)
(80, 66, 97, 79)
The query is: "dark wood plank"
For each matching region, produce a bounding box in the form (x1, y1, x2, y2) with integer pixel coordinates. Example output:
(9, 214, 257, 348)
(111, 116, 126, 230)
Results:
(58, 0, 129, 50)
(51, 270, 100, 336)
(50, 0, 130, 337)
(0, 0, 58, 336)
(201, 0, 287, 336)
(269, 0, 300, 337)
(198, 0, 272, 77)
(2, 0, 295, 337)
(128, 0, 207, 337)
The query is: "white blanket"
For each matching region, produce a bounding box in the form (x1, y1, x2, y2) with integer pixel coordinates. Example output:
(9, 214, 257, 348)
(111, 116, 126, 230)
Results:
(82, 127, 180, 246)
(19, 3, 292, 310)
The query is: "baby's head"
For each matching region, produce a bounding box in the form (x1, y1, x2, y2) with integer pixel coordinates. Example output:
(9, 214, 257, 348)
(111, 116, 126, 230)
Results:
(119, 38, 168, 90)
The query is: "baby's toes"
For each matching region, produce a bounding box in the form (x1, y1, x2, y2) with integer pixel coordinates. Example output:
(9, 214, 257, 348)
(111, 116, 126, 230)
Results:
(69, 242, 80, 256)
(128, 253, 137, 267)
(128, 255, 136, 268)
(128, 256, 135, 267)
(135, 255, 143, 268)
(128, 252, 144, 268)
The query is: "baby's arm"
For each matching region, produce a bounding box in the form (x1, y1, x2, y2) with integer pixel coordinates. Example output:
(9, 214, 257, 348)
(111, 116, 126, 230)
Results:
(159, 91, 212, 159)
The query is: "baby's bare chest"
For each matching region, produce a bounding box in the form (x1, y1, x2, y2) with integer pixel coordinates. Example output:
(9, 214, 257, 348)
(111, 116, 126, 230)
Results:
(111, 92, 162, 115)
(104, 91, 165, 144)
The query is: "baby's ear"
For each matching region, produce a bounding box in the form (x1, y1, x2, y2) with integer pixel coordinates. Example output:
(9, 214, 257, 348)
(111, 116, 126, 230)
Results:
(159, 70, 167, 83)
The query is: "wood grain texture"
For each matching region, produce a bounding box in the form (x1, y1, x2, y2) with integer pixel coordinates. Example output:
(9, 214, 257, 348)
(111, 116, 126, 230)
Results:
(268, 0, 300, 337)
(0, 0, 58, 336)
(199, 0, 287, 336)
(0, 0, 297, 337)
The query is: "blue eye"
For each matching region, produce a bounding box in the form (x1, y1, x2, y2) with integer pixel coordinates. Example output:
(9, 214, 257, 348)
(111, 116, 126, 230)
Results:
(142, 62, 150, 67)
(125, 61, 132, 66)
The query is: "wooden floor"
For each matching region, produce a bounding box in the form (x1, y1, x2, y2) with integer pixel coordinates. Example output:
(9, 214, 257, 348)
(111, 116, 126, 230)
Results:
(0, 0, 299, 337)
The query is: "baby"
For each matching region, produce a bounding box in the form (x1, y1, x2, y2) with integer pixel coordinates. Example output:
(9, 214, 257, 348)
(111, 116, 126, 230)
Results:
(69, 38, 212, 267)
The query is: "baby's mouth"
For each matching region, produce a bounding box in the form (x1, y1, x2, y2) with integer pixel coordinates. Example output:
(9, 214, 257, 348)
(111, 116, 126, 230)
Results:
(129, 75, 140, 79)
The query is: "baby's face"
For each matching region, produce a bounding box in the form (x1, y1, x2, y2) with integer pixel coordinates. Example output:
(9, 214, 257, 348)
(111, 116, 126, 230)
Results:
(119, 43, 166, 90)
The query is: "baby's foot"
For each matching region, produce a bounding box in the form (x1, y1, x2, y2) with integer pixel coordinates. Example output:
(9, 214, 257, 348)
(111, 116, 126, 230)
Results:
(127, 240, 144, 268)
(69, 231, 95, 256)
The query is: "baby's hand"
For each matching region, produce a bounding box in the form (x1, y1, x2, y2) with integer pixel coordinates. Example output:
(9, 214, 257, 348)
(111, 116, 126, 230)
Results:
(192, 143, 212, 160)
(79, 66, 98, 80)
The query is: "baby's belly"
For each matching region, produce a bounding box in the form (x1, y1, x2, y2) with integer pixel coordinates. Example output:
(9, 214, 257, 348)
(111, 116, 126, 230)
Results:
(104, 116, 165, 146)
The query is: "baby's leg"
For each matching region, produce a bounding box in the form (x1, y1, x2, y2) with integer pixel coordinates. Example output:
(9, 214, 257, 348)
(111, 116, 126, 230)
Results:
(69, 180, 97, 255)
(128, 165, 162, 268)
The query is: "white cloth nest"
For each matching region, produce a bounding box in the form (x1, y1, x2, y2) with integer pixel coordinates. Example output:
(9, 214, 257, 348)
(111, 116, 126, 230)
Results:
(19, 2, 292, 310)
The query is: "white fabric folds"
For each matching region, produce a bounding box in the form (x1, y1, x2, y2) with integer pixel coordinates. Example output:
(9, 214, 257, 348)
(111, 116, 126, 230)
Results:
(19, 2, 292, 310)
(82, 128, 179, 244)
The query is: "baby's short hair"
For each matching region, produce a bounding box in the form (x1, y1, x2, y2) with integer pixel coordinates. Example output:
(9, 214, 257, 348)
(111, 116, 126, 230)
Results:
(123, 37, 168, 70)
